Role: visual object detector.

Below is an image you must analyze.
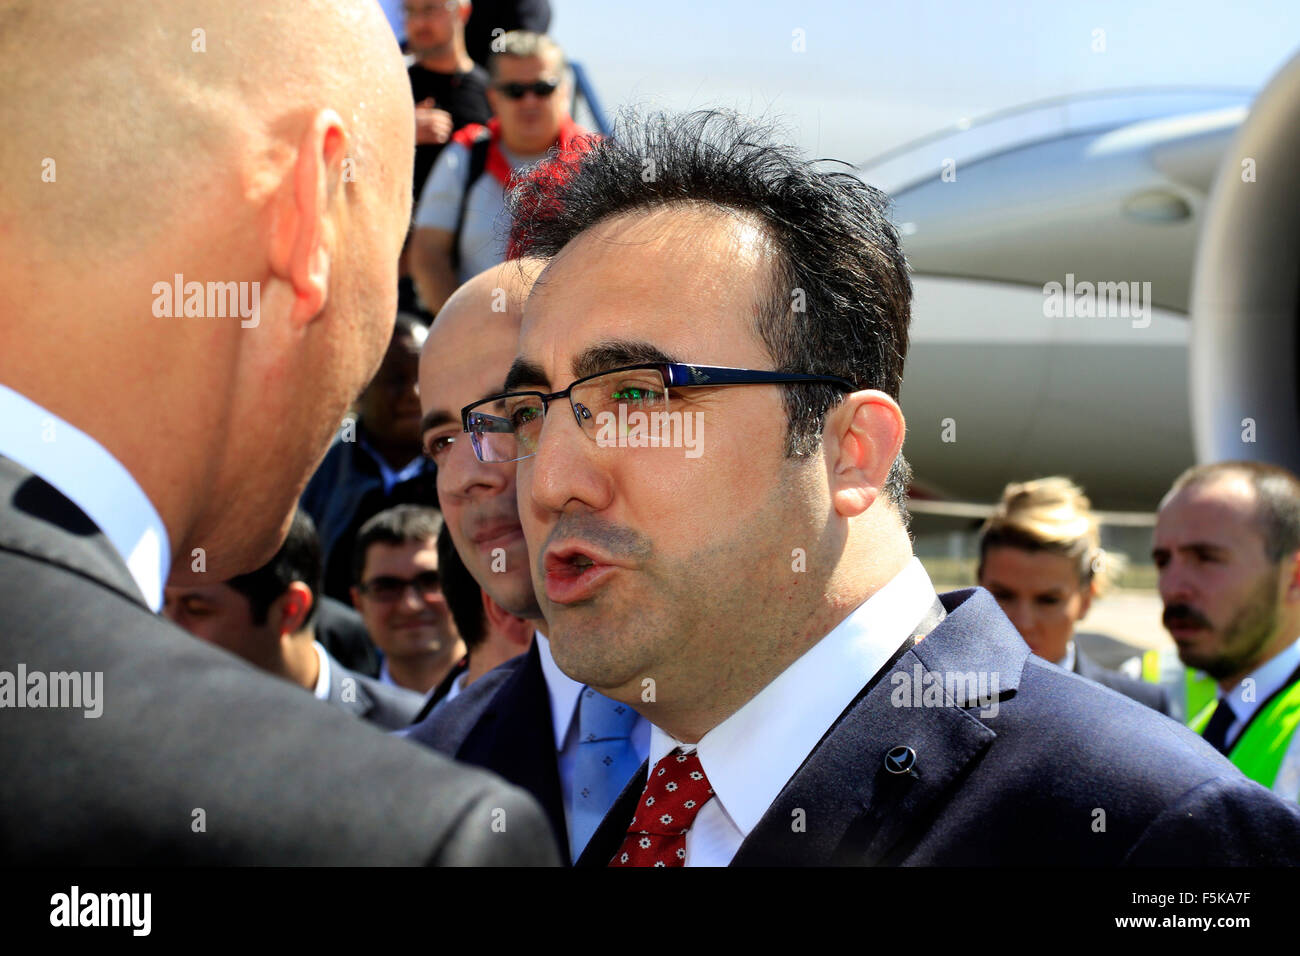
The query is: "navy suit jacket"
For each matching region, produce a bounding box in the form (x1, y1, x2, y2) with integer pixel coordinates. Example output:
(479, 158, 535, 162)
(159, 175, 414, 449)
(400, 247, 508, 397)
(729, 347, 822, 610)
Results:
(404, 642, 569, 861)
(576, 588, 1300, 866)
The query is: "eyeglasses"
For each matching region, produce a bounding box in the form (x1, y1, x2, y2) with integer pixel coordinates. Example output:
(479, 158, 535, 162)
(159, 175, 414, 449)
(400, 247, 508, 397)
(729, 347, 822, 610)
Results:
(460, 362, 858, 463)
(494, 79, 560, 100)
(357, 571, 442, 603)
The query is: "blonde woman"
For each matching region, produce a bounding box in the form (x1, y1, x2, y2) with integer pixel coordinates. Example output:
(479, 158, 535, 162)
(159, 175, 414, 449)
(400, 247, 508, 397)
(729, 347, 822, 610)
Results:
(977, 477, 1170, 714)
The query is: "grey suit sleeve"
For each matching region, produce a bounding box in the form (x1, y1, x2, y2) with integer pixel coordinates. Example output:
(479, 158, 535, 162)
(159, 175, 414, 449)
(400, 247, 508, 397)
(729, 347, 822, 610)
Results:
(1124, 774, 1300, 865)
(431, 783, 561, 866)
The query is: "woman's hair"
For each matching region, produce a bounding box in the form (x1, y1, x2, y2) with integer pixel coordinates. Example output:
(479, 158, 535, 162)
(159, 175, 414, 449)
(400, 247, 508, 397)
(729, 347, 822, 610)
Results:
(977, 477, 1123, 595)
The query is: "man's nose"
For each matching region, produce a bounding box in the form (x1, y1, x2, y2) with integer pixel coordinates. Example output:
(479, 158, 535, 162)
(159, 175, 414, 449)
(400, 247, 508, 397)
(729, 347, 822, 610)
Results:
(1004, 601, 1036, 638)
(444, 434, 510, 498)
(526, 400, 612, 516)
(1158, 559, 1194, 604)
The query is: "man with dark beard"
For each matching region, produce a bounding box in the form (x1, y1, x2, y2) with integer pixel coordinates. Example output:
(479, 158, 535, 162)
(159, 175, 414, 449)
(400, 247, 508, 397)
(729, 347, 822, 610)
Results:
(1154, 461, 1300, 800)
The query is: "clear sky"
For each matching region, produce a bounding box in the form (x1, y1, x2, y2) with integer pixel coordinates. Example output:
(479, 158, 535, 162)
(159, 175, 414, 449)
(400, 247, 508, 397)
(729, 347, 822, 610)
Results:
(547, 1, 1300, 164)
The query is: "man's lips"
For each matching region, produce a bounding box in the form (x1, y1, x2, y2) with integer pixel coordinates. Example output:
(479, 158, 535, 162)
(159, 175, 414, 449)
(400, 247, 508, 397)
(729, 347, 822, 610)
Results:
(471, 522, 525, 549)
(542, 543, 625, 605)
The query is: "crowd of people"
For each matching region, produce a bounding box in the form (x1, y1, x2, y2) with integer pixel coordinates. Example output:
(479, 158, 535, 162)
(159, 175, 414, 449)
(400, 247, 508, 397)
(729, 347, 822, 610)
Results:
(4, 0, 1300, 868)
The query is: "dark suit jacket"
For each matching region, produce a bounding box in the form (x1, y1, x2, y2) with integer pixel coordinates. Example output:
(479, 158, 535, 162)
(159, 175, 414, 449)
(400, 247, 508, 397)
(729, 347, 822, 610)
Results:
(324, 650, 423, 730)
(404, 642, 569, 861)
(0, 456, 557, 865)
(576, 587, 1300, 866)
(1075, 648, 1172, 716)
(411, 656, 470, 724)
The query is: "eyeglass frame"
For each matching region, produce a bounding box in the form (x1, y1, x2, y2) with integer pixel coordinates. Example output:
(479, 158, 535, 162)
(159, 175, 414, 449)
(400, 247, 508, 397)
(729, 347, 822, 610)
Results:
(459, 362, 860, 464)
(355, 570, 444, 604)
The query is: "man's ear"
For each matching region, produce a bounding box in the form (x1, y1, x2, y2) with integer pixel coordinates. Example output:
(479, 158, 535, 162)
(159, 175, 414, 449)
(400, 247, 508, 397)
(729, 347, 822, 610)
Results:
(823, 390, 905, 519)
(268, 109, 347, 326)
(350, 585, 363, 612)
(274, 581, 314, 637)
(1283, 550, 1300, 603)
(482, 590, 534, 648)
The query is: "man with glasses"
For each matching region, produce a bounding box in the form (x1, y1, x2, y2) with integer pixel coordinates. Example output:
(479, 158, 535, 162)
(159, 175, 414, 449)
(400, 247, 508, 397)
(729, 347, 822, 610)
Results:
(410, 31, 592, 313)
(404, 262, 650, 865)
(478, 108, 1300, 866)
(351, 506, 466, 696)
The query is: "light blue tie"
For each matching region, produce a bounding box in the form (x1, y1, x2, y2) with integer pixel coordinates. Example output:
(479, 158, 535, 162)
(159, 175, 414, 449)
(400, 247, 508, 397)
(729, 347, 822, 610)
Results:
(569, 688, 641, 862)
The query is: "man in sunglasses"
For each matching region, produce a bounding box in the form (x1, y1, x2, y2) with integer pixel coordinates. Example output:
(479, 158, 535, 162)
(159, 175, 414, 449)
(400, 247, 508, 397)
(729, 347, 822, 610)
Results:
(351, 505, 466, 696)
(410, 31, 592, 314)
(485, 108, 1300, 866)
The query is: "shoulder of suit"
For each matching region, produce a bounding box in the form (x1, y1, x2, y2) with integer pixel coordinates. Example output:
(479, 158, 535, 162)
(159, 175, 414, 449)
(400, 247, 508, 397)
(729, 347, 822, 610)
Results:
(1, 577, 552, 863)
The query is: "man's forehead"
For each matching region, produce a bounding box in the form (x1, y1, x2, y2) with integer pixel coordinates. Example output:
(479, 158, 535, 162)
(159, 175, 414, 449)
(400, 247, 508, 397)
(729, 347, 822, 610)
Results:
(1157, 484, 1264, 544)
(496, 53, 562, 80)
(519, 206, 772, 371)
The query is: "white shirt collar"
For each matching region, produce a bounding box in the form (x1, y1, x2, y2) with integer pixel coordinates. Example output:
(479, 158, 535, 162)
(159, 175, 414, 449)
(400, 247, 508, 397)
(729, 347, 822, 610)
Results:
(1055, 641, 1077, 673)
(1219, 636, 1300, 725)
(311, 641, 331, 701)
(0, 384, 170, 611)
(647, 557, 938, 839)
(535, 631, 586, 751)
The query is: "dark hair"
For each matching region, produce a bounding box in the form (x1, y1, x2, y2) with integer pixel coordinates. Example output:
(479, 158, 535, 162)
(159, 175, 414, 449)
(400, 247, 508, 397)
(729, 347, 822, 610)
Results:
(508, 108, 914, 511)
(352, 505, 445, 586)
(436, 523, 486, 650)
(227, 509, 323, 629)
(1167, 461, 1300, 563)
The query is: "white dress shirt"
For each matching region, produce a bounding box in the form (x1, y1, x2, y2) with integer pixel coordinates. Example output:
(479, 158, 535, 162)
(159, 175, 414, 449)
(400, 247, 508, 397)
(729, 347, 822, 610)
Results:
(311, 641, 332, 701)
(535, 632, 651, 853)
(1055, 641, 1077, 673)
(646, 557, 939, 866)
(1212, 637, 1300, 750)
(0, 384, 170, 611)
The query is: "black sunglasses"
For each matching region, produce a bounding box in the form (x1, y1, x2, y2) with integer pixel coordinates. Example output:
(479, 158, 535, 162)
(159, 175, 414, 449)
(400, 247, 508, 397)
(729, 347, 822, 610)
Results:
(494, 79, 559, 100)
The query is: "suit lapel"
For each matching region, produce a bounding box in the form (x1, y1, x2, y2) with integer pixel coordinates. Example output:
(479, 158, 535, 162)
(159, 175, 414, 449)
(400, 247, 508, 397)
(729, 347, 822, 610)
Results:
(458, 642, 568, 860)
(0, 457, 147, 607)
(732, 589, 1026, 866)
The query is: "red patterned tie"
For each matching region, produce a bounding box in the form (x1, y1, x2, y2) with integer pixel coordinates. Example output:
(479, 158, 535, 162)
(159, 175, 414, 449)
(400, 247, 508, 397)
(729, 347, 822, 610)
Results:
(609, 748, 715, 867)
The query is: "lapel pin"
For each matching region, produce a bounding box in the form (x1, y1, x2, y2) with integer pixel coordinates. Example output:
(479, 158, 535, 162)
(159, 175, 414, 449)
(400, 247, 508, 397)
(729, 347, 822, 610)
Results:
(884, 745, 917, 775)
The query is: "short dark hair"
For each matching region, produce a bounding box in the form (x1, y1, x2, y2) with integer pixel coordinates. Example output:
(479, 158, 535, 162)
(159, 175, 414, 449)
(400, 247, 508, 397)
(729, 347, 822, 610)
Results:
(227, 509, 323, 629)
(508, 108, 914, 511)
(1167, 461, 1300, 563)
(352, 505, 445, 586)
(436, 523, 486, 650)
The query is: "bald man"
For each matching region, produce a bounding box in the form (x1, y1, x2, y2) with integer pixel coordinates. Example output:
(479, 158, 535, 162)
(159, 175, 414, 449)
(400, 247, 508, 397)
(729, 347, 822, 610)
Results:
(0, 0, 556, 865)
(403, 261, 649, 864)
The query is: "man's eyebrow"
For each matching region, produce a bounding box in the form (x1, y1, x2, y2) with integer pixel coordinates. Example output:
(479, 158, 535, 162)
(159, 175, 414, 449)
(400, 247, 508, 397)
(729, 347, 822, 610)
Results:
(504, 358, 550, 393)
(420, 410, 455, 434)
(503, 342, 684, 393)
(572, 340, 682, 380)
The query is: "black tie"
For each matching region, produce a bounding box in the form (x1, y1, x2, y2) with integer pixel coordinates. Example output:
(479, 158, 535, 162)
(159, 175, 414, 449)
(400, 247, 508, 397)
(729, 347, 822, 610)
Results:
(1201, 698, 1236, 755)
